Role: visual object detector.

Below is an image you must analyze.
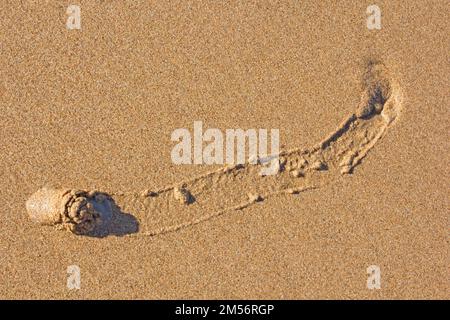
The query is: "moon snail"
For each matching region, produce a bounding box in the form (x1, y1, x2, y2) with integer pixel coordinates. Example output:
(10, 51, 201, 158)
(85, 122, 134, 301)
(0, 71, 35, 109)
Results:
(26, 188, 113, 235)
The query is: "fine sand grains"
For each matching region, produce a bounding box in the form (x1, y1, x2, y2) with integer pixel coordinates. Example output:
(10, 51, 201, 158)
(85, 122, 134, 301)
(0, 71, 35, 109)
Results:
(26, 61, 402, 237)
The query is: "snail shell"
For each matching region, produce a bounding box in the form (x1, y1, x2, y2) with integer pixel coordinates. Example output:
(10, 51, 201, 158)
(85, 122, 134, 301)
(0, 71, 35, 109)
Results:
(26, 188, 113, 235)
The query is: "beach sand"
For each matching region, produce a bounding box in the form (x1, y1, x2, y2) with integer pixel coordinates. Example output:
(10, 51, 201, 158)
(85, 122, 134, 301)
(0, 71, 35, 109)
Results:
(0, 1, 448, 299)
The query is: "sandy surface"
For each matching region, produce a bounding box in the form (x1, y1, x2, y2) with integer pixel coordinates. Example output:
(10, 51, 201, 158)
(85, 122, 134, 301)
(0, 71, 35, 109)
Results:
(0, 1, 448, 299)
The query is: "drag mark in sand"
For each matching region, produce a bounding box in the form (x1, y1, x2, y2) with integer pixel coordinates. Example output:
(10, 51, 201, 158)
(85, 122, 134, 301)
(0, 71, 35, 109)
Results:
(26, 61, 403, 237)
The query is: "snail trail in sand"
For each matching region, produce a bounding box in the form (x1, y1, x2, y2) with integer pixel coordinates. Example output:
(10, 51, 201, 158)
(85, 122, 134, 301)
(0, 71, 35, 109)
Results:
(25, 61, 403, 237)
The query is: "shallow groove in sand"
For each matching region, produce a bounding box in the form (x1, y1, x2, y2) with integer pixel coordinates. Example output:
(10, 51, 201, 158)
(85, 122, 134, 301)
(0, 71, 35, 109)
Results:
(111, 61, 403, 237)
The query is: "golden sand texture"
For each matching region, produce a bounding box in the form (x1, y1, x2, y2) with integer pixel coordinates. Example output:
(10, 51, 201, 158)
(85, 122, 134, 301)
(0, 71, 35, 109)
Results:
(1, 1, 448, 299)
